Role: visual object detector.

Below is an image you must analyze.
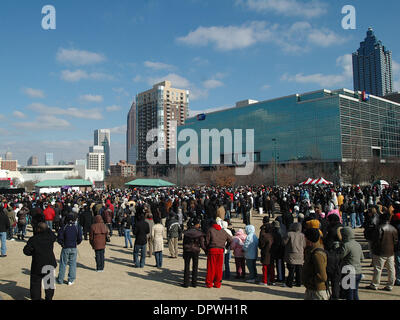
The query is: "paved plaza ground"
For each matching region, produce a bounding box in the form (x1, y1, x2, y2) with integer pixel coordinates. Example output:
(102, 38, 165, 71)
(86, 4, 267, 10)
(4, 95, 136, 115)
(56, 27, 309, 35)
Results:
(0, 212, 399, 300)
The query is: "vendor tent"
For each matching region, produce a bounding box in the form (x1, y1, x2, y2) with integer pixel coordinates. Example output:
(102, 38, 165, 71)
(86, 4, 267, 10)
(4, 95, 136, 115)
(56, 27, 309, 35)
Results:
(125, 179, 175, 188)
(35, 179, 93, 188)
(300, 177, 333, 185)
(372, 180, 389, 186)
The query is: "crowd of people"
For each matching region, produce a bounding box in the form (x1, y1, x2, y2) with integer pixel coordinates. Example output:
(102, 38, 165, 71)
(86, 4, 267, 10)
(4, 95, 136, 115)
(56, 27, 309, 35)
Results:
(0, 183, 399, 300)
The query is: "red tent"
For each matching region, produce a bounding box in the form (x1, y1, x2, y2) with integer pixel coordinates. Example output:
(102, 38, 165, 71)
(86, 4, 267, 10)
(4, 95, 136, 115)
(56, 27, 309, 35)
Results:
(300, 177, 333, 185)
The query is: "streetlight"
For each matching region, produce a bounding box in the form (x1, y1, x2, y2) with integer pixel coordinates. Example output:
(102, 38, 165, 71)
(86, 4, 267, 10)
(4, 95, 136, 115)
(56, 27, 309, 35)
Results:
(272, 138, 277, 186)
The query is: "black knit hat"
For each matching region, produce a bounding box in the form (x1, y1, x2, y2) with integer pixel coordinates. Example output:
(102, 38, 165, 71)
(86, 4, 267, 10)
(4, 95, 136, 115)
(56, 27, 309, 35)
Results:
(263, 216, 270, 224)
(305, 228, 320, 243)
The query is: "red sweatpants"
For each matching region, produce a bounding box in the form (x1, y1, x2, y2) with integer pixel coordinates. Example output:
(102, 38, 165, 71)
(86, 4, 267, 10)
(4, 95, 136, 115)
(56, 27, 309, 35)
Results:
(206, 248, 224, 288)
(262, 264, 275, 284)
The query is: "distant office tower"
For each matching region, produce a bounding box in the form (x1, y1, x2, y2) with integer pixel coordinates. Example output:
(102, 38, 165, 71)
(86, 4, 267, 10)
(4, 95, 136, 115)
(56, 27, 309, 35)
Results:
(27, 156, 38, 166)
(353, 27, 393, 97)
(45, 153, 54, 166)
(127, 101, 137, 165)
(94, 129, 110, 172)
(87, 145, 105, 172)
(5, 152, 12, 160)
(136, 80, 189, 174)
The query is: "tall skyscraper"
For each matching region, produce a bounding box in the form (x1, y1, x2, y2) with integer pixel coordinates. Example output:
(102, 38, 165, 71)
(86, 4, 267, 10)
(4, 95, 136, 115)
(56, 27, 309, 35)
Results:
(126, 101, 137, 165)
(27, 156, 38, 166)
(45, 153, 54, 166)
(94, 129, 111, 172)
(352, 27, 393, 97)
(136, 80, 189, 174)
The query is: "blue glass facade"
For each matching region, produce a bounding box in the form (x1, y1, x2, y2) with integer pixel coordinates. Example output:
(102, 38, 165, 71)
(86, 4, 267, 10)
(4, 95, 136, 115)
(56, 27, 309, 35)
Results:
(177, 88, 400, 167)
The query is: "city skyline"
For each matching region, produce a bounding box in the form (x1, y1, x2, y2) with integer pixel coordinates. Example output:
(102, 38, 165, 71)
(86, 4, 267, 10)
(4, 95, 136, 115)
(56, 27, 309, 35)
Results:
(0, 0, 399, 165)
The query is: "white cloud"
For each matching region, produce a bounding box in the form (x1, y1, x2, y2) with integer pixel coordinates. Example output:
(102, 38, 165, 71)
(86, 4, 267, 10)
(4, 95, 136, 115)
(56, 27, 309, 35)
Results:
(14, 115, 71, 130)
(133, 75, 143, 83)
(281, 54, 353, 88)
(106, 105, 122, 112)
(144, 61, 175, 71)
(22, 88, 45, 98)
(192, 57, 210, 66)
(236, 0, 328, 18)
(28, 103, 103, 120)
(261, 84, 271, 90)
(177, 21, 347, 53)
(203, 79, 224, 89)
(109, 125, 127, 134)
(56, 48, 106, 66)
(112, 87, 130, 97)
(148, 73, 191, 89)
(61, 70, 114, 82)
(12, 111, 26, 119)
(80, 94, 104, 103)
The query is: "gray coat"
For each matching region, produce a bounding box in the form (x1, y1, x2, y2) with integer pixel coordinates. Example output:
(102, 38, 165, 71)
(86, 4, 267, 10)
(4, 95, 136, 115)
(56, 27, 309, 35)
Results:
(338, 227, 364, 274)
(283, 223, 306, 265)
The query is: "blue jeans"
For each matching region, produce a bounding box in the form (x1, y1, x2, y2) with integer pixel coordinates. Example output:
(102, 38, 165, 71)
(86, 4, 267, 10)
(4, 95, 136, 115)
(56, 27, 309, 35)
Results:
(57, 248, 77, 283)
(18, 224, 26, 237)
(395, 251, 400, 283)
(124, 229, 132, 247)
(246, 259, 257, 280)
(0, 232, 7, 255)
(155, 251, 163, 268)
(225, 210, 231, 221)
(347, 273, 362, 300)
(46, 221, 53, 230)
(350, 213, 356, 229)
(134, 244, 146, 268)
(356, 212, 364, 227)
(95, 249, 105, 271)
(223, 251, 232, 279)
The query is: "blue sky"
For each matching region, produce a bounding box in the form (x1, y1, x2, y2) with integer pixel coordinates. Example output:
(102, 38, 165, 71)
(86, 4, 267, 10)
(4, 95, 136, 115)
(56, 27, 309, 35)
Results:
(0, 0, 399, 165)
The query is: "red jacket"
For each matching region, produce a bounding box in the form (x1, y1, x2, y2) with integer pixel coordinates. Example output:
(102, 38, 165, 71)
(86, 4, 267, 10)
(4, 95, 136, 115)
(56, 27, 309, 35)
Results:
(43, 207, 56, 221)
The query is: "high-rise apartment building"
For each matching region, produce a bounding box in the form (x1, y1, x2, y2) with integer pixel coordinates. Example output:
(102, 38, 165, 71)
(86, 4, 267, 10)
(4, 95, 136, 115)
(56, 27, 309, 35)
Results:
(94, 129, 111, 172)
(136, 80, 189, 174)
(126, 101, 137, 165)
(87, 145, 105, 172)
(45, 153, 54, 166)
(27, 156, 39, 166)
(353, 27, 393, 97)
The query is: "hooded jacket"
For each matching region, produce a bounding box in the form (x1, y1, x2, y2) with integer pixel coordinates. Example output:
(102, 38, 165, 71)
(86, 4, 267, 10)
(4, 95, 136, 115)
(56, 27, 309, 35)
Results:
(302, 241, 328, 291)
(205, 224, 232, 251)
(89, 215, 108, 250)
(283, 223, 306, 265)
(58, 218, 83, 249)
(259, 224, 274, 265)
(371, 221, 398, 257)
(230, 229, 247, 258)
(243, 225, 258, 260)
(338, 227, 364, 275)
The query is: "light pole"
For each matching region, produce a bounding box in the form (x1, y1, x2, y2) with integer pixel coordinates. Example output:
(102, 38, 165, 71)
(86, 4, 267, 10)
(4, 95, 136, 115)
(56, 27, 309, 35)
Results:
(272, 138, 277, 186)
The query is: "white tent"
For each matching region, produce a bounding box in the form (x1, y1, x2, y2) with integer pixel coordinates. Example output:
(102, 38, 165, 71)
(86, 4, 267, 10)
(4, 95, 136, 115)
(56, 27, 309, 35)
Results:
(300, 177, 333, 185)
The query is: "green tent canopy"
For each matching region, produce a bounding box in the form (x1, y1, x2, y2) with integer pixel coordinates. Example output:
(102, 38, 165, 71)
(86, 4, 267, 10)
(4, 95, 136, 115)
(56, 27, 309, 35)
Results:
(125, 179, 175, 187)
(35, 179, 93, 188)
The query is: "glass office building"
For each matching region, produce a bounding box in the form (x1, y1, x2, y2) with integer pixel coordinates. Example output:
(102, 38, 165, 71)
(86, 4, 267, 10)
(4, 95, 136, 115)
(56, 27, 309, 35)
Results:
(177, 88, 400, 167)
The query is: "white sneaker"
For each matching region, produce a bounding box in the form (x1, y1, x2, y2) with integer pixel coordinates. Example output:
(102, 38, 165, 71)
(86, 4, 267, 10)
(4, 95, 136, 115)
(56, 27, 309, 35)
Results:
(261, 283, 268, 287)
(9, 239, 15, 241)
(68, 281, 75, 286)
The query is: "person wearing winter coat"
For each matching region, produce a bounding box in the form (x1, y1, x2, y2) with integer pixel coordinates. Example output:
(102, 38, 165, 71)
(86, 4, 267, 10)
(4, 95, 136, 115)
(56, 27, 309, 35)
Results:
(221, 220, 233, 280)
(302, 228, 329, 300)
(259, 219, 274, 285)
(205, 220, 233, 288)
(338, 227, 364, 300)
(133, 214, 150, 268)
(23, 222, 57, 300)
(102, 207, 114, 238)
(271, 220, 286, 283)
(89, 215, 108, 272)
(390, 212, 400, 286)
(43, 204, 55, 231)
(17, 205, 29, 240)
(0, 205, 10, 257)
(6, 205, 16, 240)
(366, 213, 398, 291)
(121, 212, 132, 248)
(230, 228, 247, 279)
(78, 207, 93, 241)
(182, 218, 206, 287)
(56, 214, 82, 286)
(243, 224, 259, 283)
(167, 213, 181, 258)
(145, 213, 155, 257)
(152, 216, 165, 268)
(283, 223, 306, 287)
